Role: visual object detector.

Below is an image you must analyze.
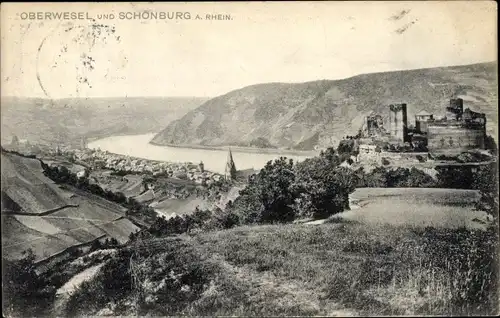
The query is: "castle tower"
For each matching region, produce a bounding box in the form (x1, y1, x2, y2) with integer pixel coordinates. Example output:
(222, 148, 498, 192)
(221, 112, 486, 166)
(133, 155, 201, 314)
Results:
(389, 103, 408, 142)
(445, 98, 464, 121)
(224, 148, 237, 180)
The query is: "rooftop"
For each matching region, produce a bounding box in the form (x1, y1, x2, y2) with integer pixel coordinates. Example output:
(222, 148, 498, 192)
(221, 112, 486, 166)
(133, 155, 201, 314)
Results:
(416, 110, 432, 116)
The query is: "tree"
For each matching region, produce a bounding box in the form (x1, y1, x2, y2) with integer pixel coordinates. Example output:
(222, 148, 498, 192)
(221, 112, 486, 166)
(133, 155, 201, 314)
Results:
(385, 167, 411, 187)
(472, 162, 499, 220)
(10, 135, 19, 146)
(292, 155, 355, 219)
(258, 158, 296, 223)
(2, 249, 47, 316)
(485, 135, 498, 155)
(229, 184, 264, 224)
(230, 157, 295, 223)
(189, 207, 212, 230)
(114, 191, 127, 204)
(320, 147, 341, 166)
(406, 167, 436, 188)
(337, 140, 355, 155)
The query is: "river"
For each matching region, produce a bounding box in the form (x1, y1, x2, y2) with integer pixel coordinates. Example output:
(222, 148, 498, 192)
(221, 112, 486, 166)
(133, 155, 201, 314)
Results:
(88, 133, 316, 174)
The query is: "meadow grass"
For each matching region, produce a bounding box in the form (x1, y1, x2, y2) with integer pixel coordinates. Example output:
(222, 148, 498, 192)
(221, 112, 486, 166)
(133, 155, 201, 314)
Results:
(64, 220, 498, 316)
(193, 221, 498, 316)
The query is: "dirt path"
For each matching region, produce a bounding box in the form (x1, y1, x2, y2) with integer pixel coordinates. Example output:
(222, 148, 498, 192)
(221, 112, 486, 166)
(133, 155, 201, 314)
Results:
(53, 262, 106, 316)
(210, 253, 358, 316)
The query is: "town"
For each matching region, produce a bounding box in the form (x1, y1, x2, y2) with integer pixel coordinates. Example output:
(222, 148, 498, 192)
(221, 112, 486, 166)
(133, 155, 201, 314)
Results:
(1, 2, 497, 315)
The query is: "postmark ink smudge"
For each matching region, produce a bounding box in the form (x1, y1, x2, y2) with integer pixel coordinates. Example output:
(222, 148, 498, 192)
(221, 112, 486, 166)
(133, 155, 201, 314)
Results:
(36, 24, 61, 99)
(36, 22, 121, 97)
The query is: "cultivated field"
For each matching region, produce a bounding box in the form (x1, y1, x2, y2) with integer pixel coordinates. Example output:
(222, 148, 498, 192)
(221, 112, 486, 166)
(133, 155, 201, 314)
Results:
(3, 180, 70, 214)
(2, 153, 71, 214)
(1, 152, 140, 262)
(91, 172, 145, 198)
(2, 209, 139, 262)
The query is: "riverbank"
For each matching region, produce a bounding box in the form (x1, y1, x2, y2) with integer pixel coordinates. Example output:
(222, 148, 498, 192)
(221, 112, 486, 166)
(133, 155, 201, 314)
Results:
(149, 140, 319, 157)
(88, 134, 315, 174)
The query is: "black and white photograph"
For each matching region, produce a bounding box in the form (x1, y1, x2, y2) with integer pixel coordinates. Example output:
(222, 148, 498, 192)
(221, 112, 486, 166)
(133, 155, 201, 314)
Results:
(1, 1, 498, 316)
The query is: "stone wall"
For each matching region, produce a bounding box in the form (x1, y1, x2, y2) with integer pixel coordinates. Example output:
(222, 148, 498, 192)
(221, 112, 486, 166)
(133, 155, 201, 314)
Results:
(380, 151, 428, 160)
(427, 123, 485, 154)
(416, 120, 429, 134)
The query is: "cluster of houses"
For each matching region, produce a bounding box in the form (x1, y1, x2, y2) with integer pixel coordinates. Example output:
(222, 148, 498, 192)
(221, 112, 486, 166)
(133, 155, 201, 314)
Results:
(70, 149, 223, 185)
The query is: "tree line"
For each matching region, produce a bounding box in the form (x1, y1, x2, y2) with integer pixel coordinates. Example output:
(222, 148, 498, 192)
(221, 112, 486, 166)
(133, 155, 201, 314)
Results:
(39, 145, 499, 238)
(130, 146, 498, 239)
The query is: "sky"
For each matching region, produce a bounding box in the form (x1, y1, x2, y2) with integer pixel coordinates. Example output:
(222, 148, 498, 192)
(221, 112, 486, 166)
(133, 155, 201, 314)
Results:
(1, 1, 497, 99)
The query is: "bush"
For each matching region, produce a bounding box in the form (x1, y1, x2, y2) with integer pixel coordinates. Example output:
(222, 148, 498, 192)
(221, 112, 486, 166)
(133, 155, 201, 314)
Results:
(205, 207, 240, 230)
(435, 166, 475, 189)
(64, 249, 133, 317)
(359, 167, 437, 188)
(337, 139, 358, 156)
(69, 247, 82, 258)
(362, 167, 388, 187)
(90, 239, 102, 252)
(2, 249, 54, 316)
(472, 162, 499, 220)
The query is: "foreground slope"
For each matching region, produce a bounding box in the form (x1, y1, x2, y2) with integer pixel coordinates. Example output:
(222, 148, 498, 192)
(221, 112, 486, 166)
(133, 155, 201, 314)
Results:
(152, 62, 497, 149)
(1, 152, 140, 262)
(63, 217, 497, 316)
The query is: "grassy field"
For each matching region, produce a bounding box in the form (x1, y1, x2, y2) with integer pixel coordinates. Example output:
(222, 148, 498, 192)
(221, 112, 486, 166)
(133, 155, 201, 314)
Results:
(64, 217, 498, 317)
(150, 197, 210, 219)
(343, 187, 489, 229)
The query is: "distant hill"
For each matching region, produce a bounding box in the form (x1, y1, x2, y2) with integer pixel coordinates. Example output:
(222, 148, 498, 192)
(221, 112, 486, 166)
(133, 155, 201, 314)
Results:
(0, 96, 208, 147)
(151, 62, 498, 150)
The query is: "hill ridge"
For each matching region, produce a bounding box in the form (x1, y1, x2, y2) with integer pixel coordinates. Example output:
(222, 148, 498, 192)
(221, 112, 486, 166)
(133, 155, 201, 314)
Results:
(152, 62, 498, 150)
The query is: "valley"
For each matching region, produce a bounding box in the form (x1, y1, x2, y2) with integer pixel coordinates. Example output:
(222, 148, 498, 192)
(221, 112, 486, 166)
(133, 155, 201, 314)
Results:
(0, 96, 207, 147)
(1, 62, 498, 317)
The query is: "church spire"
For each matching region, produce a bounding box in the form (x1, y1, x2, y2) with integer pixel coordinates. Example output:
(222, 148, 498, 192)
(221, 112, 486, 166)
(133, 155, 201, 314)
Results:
(225, 148, 237, 180)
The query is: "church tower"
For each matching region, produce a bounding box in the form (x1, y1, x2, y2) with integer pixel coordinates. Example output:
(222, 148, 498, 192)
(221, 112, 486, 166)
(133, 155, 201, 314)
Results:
(224, 148, 237, 180)
(81, 136, 88, 150)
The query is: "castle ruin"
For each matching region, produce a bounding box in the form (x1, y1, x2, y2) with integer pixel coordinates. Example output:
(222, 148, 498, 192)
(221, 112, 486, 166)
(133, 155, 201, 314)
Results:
(363, 114, 385, 137)
(389, 103, 409, 143)
(426, 99, 486, 153)
(358, 98, 486, 156)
